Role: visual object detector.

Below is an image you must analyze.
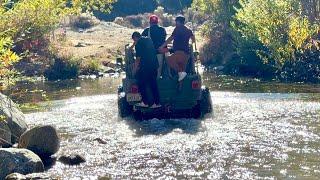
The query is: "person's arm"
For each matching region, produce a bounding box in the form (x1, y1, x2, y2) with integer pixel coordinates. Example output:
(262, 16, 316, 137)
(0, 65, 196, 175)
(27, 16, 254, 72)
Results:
(129, 41, 137, 50)
(191, 34, 197, 51)
(159, 35, 173, 49)
(134, 57, 141, 74)
(141, 28, 148, 37)
(134, 42, 142, 74)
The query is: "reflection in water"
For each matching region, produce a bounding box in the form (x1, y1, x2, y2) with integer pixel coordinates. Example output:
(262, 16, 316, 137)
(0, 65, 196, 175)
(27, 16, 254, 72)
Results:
(24, 90, 320, 179)
(126, 118, 204, 137)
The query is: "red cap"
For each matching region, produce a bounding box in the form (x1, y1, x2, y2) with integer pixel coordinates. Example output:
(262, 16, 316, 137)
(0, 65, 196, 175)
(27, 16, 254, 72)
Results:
(149, 15, 159, 24)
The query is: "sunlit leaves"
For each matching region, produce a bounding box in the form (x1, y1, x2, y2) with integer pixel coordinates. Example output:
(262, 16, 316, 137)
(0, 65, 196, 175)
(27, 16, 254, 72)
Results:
(235, 0, 318, 65)
(0, 37, 20, 87)
(0, 0, 115, 88)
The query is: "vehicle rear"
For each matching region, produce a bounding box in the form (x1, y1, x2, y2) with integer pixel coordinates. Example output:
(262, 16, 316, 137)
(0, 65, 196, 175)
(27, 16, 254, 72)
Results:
(118, 44, 212, 120)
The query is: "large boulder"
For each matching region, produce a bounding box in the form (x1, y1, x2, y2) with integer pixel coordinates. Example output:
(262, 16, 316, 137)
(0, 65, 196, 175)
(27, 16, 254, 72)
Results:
(0, 120, 12, 147)
(19, 125, 60, 158)
(0, 148, 44, 179)
(0, 93, 27, 143)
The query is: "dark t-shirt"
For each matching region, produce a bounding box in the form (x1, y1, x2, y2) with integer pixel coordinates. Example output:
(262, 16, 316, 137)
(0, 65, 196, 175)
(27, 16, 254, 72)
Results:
(135, 37, 159, 72)
(142, 25, 167, 51)
(172, 25, 193, 54)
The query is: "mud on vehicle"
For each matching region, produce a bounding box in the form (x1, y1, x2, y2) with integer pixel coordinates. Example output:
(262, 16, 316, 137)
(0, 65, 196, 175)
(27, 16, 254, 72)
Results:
(118, 44, 212, 120)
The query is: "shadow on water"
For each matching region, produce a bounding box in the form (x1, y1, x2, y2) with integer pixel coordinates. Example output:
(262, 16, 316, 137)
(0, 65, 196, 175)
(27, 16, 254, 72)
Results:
(124, 117, 204, 137)
(42, 157, 57, 171)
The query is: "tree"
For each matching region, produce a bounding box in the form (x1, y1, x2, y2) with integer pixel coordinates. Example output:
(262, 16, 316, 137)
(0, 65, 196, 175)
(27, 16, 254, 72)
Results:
(0, 0, 115, 88)
(235, 0, 318, 65)
(192, 0, 239, 65)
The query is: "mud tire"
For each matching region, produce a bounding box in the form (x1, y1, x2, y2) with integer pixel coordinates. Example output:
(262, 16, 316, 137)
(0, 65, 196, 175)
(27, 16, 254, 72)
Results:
(118, 95, 132, 118)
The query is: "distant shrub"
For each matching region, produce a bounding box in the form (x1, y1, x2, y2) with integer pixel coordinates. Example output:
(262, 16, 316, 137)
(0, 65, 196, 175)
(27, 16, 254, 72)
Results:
(114, 14, 150, 28)
(69, 14, 100, 30)
(280, 41, 320, 83)
(113, 7, 176, 28)
(125, 14, 149, 28)
(44, 54, 80, 81)
(154, 6, 174, 27)
(80, 59, 101, 75)
(158, 0, 192, 13)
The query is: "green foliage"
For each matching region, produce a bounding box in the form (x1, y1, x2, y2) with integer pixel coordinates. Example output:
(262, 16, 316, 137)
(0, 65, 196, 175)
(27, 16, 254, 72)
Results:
(195, 0, 320, 82)
(44, 55, 81, 81)
(235, 0, 318, 65)
(95, 0, 193, 21)
(158, 0, 192, 13)
(0, 37, 20, 88)
(0, 0, 114, 84)
(193, 0, 239, 66)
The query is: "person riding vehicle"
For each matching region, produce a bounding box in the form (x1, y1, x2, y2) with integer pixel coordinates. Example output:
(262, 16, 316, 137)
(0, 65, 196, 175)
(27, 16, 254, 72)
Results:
(142, 15, 167, 78)
(131, 32, 161, 108)
(159, 15, 196, 82)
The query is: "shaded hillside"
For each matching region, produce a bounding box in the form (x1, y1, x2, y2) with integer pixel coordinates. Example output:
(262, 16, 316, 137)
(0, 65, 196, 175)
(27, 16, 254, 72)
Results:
(94, 0, 192, 21)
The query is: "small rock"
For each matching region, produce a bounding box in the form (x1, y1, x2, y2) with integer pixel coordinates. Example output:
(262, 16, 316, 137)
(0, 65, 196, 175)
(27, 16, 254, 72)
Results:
(5, 173, 50, 180)
(0, 120, 12, 147)
(93, 138, 107, 144)
(5, 173, 25, 180)
(104, 67, 116, 74)
(19, 125, 60, 158)
(58, 154, 86, 165)
(74, 42, 86, 47)
(0, 148, 44, 179)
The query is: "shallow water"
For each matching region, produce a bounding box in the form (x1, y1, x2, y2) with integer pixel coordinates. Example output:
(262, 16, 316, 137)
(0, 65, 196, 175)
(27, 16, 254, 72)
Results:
(11, 74, 320, 179)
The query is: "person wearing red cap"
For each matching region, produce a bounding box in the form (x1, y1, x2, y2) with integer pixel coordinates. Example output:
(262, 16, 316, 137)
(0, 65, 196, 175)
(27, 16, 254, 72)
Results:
(142, 15, 167, 78)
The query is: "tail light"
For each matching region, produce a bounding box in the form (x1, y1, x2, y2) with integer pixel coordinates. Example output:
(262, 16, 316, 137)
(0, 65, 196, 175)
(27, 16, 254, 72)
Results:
(130, 84, 139, 94)
(192, 80, 201, 89)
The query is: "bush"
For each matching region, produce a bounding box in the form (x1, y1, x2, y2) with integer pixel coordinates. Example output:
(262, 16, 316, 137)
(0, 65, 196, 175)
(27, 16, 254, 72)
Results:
(113, 7, 176, 28)
(158, 0, 193, 13)
(0, 37, 20, 88)
(44, 55, 80, 81)
(280, 41, 320, 83)
(69, 14, 100, 30)
(154, 6, 174, 27)
(80, 59, 101, 75)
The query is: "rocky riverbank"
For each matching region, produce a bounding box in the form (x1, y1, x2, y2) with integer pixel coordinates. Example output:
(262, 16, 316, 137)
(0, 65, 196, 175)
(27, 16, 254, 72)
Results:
(0, 93, 82, 179)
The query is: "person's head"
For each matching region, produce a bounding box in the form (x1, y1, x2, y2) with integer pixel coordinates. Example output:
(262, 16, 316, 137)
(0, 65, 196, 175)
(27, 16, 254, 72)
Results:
(131, 31, 141, 43)
(149, 15, 159, 25)
(175, 15, 185, 26)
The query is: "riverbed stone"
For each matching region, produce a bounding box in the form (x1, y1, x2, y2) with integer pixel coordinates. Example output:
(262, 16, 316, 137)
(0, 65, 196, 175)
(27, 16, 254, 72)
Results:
(18, 125, 60, 158)
(0, 120, 12, 147)
(0, 148, 44, 179)
(5, 173, 50, 180)
(0, 93, 28, 143)
(58, 154, 86, 165)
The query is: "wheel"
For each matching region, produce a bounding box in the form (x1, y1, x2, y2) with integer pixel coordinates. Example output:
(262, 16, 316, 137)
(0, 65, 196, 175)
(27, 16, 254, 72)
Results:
(118, 94, 132, 118)
(191, 103, 201, 119)
(200, 87, 212, 114)
(133, 110, 143, 121)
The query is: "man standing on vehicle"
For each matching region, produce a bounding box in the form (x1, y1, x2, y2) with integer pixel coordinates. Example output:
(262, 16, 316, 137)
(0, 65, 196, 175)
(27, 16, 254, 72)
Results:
(142, 15, 167, 78)
(132, 32, 161, 108)
(159, 15, 196, 81)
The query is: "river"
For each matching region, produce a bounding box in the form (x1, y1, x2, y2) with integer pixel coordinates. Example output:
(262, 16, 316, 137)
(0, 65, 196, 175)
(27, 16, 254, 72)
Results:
(7, 73, 320, 179)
